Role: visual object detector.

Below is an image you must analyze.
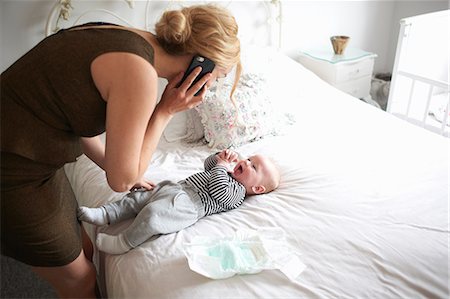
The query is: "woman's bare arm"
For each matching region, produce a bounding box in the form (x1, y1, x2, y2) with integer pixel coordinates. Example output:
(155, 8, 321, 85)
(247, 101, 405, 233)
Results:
(91, 52, 158, 191)
(91, 52, 210, 192)
(80, 135, 105, 170)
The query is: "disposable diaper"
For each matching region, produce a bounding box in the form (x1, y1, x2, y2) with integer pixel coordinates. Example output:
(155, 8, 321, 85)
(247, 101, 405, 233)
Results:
(184, 227, 306, 281)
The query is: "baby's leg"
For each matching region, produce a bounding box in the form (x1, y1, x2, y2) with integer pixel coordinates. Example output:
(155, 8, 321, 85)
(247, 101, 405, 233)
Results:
(122, 190, 199, 249)
(95, 182, 199, 254)
(96, 233, 131, 254)
(79, 187, 162, 226)
(77, 206, 108, 225)
(103, 189, 157, 224)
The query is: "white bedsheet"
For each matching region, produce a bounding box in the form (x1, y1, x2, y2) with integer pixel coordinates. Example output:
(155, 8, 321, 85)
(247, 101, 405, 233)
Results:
(65, 53, 449, 299)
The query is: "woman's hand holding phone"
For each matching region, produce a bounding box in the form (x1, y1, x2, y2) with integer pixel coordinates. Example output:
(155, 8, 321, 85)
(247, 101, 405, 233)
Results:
(178, 55, 215, 96)
(158, 67, 212, 115)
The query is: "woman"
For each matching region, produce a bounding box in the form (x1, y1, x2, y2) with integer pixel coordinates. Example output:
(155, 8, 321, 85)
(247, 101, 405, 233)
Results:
(1, 4, 241, 298)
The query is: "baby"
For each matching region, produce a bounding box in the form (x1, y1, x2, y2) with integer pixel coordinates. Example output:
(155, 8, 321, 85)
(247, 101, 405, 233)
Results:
(77, 149, 280, 254)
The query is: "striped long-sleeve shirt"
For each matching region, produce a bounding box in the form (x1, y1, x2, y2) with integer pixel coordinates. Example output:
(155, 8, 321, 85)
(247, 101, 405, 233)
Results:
(184, 153, 246, 216)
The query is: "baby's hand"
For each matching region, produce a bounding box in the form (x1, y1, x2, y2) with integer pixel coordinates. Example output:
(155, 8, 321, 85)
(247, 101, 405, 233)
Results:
(217, 149, 239, 164)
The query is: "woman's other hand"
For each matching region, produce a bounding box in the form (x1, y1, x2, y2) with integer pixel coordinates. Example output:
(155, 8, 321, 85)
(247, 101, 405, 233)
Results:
(158, 67, 212, 115)
(130, 177, 156, 191)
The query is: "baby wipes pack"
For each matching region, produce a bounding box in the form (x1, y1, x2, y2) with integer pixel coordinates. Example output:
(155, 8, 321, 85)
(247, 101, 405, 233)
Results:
(184, 227, 306, 281)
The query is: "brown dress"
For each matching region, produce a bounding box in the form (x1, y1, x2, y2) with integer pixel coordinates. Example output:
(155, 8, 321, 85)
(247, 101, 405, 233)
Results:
(0, 23, 154, 266)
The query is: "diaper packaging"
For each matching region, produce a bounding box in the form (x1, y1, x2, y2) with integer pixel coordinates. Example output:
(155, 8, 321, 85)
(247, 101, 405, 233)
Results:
(184, 227, 306, 281)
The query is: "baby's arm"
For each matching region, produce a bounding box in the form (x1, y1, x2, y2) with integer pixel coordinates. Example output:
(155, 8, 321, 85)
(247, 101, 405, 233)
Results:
(204, 149, 239, 171)
(216, 149, 238, 167)
(207, 166, 246, 210)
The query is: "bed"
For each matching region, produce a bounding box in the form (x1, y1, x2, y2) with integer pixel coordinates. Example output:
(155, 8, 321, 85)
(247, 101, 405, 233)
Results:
(56, 1, 449, 298)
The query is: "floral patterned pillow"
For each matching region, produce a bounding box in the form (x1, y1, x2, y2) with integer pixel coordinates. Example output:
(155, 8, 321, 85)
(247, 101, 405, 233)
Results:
(195, 73, 294, 150)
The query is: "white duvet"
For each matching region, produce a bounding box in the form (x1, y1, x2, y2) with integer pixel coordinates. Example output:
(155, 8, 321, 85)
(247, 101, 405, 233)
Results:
(65, 51, 449, 299)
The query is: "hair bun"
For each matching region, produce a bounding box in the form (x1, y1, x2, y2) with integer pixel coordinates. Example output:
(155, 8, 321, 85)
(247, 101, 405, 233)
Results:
(155, 10, 191, 45)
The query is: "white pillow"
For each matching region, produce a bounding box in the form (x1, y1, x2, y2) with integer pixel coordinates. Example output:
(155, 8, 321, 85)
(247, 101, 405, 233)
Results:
(164, 109, 204, 143)
(185, 109, 205, 142)
(163, 110, 189, 142)
(195, 72, 294, 150)
(160, 74, 204, 143)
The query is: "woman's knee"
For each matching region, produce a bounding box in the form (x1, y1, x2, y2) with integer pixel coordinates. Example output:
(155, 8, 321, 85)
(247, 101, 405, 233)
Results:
(32, 250, 97, 297)
(64, 251, 96, 285)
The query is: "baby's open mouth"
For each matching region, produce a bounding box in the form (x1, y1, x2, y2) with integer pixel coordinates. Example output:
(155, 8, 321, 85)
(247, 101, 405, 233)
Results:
(234, 164, 243, 175)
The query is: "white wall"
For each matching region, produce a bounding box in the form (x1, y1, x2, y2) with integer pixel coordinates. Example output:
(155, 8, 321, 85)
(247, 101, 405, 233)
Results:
(280, 1, 448, 73)
(1, 1, 448, 74)
(281, 1, 396, 73)
(387, 1, 449, 72)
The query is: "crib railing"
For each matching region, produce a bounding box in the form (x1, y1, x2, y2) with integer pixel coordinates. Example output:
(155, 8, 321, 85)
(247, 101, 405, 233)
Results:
(388, 70, 449, 137)
(387, 10, 449, 137)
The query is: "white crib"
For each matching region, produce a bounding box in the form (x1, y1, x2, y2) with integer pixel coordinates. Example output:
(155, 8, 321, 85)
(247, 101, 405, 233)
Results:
(387, 10, 449, 137)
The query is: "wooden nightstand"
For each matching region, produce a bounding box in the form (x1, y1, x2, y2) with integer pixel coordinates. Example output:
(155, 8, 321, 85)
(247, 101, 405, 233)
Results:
(297, 48, 378, 105)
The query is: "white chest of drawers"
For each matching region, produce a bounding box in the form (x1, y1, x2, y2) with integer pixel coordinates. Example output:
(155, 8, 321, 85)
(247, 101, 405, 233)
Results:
(297, 48, 377, 99)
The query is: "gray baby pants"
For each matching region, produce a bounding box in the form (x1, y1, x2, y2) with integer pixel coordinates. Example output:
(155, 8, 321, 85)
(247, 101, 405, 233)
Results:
(103, 180, 205, 248)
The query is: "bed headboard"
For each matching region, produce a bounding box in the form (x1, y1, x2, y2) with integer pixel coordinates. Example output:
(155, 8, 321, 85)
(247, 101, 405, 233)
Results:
(387, 9, 449, 137)
(45, 0, 283, 49)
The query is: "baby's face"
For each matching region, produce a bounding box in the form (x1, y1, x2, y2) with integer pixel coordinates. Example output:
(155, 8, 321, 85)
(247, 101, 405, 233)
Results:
(230, 154, 272, 194)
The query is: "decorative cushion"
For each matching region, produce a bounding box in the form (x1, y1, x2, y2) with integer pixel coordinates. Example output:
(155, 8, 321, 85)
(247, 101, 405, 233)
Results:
(195, 72, 294, 150)
(185, 109, 205, 143)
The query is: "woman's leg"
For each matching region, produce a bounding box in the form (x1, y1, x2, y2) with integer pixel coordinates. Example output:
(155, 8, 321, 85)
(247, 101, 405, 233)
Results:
(81, 225, 94, 262)
(1, 155, 99, 298)
(32, 220, 99, 298)
(32, 249, 97, 299)
(32, 221, 97, 298)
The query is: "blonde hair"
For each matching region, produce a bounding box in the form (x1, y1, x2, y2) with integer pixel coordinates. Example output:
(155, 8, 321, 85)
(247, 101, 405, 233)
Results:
(155, 4, 242, 99)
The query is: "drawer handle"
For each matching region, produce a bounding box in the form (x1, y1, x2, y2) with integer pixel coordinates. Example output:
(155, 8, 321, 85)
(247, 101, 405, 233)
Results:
(350, 69, 360, 76)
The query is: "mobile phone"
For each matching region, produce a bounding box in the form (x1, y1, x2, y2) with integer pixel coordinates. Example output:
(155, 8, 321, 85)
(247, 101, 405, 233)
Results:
(178, 55, 215, 96)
